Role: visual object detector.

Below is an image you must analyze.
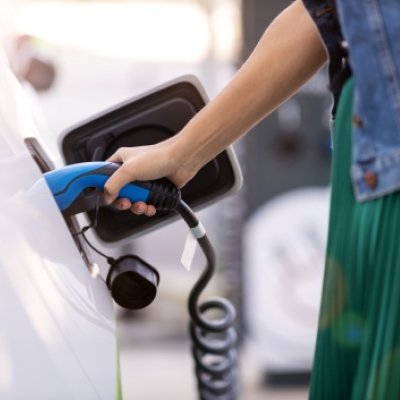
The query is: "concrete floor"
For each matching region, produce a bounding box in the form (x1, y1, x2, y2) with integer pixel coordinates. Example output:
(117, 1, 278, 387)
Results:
(120, 341, 308, 400)
(117, 310, 309, 400)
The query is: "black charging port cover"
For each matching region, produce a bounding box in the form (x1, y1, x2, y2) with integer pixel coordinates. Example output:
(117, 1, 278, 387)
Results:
(106, 255, 160, 310)
(61, 76, 240, 242)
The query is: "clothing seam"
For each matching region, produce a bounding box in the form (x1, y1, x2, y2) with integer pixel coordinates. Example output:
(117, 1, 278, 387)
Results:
(366, 0, 400, 132)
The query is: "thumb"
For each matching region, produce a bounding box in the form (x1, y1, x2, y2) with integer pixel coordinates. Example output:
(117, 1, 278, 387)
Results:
(106, 150, 123, 163)
(103, 163, 136, 204)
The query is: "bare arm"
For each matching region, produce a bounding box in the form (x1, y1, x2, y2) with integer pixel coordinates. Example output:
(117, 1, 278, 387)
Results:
(104, 0, 327, 214)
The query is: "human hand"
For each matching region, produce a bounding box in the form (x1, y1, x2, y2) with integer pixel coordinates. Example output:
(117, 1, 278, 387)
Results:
(103, 141, 196, 216)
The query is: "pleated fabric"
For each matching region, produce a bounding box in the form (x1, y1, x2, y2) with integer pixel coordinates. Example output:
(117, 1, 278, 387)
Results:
(309, 78, 400, 400)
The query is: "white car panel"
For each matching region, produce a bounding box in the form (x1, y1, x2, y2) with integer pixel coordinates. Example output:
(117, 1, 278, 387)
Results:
(0, 60, 117, 399)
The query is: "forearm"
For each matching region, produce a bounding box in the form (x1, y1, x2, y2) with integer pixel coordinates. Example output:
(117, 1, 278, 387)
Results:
(173, 0, 327, 173)
(103, 0, 328, 207)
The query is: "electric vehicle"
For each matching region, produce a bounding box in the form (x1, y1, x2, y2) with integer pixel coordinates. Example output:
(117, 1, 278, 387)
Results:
(0, 57, 242, 399)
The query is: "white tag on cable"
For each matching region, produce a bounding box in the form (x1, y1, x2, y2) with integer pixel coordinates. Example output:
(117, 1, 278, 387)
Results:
(181, 230, 198, 271)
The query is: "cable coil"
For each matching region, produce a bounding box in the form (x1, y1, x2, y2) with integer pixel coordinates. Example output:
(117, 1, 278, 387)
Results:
(176, 202, 239, 400)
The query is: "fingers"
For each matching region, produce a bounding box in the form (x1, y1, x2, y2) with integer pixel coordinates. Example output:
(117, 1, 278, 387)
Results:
(113, 198, 131, 210)
(104, 147, 152, 203)
(103, 145, 164, 215)
(130, 202, 156, 217)
(113, 199, 156, 217)
(103, 163, 135, 204)
(106, 148, 124, 163)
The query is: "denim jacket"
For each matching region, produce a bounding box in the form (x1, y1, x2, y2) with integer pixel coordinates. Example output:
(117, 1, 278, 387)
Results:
(303, 0, 400, 202)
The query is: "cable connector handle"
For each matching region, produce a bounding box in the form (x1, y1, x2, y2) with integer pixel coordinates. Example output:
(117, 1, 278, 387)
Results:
(44, 161, 181, 215)
(147, 176, 181, 211)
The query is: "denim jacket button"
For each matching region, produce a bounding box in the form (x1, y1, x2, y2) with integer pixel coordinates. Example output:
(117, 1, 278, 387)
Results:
(352, 115, 363, 128)
(364, 171, 378, 188)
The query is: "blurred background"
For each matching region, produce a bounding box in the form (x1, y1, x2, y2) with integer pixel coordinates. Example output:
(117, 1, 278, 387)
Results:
(1, 0, 334, 399)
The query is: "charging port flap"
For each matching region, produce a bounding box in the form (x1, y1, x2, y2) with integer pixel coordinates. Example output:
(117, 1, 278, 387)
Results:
(61, 75, 242, 242)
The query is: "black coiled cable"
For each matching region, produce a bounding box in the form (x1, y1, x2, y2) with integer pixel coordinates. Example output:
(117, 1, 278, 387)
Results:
(69, 183, 239, 398)
(176, 201, 239, 400)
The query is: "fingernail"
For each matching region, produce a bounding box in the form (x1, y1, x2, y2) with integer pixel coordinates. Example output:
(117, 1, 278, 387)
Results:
(104, 195, 113, 205)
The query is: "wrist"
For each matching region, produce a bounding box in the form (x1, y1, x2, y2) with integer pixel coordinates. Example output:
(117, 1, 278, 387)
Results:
(170, 126, 206, 174)
(159, 134, 199, 187)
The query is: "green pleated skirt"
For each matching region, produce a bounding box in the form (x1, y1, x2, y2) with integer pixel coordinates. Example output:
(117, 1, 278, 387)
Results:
(309, 78, 400, 400)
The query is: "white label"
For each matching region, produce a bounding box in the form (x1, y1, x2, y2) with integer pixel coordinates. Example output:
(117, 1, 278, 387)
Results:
(181, 230, 198, 271)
